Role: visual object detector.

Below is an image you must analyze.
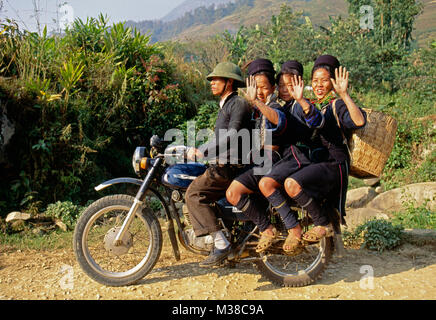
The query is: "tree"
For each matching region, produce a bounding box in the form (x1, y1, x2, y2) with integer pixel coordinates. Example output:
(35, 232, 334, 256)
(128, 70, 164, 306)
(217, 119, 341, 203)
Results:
(218, 26, 249, 66)
(347, 0, 423, 49)
(246, 5, 303, 68)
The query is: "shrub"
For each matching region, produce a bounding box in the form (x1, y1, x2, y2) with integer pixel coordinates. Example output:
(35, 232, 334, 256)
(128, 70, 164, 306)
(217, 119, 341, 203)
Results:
(353, 219, 404, 252)
(0, 19, 189, 216)
(176, 101, 219, 147)
(44, 201, 84, 230)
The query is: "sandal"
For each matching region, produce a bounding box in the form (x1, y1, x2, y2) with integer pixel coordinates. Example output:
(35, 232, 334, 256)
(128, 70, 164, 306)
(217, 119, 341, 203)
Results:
(283, 231, 304, 256)
(302, 224, 334, 243)
(256, 227, 278, 253)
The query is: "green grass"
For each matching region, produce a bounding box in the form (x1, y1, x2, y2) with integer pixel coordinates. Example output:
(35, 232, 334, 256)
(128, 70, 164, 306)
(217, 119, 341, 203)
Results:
(0, 230, 73, 251)
(391, 204, 436, 230)
(348, 177, 368, 190)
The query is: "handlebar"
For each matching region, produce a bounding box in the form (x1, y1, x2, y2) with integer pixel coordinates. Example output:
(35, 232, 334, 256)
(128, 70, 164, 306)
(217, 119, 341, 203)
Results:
(154, 145, 189, 161)
(164, 145, 188, 155)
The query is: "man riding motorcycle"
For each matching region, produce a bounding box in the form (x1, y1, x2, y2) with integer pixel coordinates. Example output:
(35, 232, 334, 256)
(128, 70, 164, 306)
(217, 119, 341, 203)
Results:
(185, 62, 252, 267)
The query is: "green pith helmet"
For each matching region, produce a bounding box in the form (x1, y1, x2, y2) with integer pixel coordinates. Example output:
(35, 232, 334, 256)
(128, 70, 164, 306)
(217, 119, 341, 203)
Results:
(206, 62, 245, 88)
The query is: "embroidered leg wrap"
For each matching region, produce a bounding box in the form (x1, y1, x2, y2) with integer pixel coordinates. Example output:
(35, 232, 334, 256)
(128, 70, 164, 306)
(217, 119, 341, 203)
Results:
(267, 190, 299, 229)
(236, 194, 270, 232)
(292, 190, 329, 226)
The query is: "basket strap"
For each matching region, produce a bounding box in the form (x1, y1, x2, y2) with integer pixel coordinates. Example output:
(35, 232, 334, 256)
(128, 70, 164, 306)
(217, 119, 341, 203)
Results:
(332, 99, 353, 163)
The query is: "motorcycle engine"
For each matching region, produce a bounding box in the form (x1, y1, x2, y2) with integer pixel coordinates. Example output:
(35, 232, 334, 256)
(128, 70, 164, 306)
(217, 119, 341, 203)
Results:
(177, 204, 213, 251)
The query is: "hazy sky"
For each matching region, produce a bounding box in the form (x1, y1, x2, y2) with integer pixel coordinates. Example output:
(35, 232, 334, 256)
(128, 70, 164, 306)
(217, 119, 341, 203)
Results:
(0, 0, 186, 32)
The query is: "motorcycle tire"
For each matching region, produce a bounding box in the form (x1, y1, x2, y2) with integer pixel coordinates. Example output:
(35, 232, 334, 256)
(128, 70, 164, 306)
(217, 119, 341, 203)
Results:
(254, 236, 334, 287)
(73, 194, 163, 287)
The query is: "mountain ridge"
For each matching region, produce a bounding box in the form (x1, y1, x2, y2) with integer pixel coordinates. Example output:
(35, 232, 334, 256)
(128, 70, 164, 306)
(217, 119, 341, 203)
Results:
(162, 0, 237, 22)
(128, 0, 435, 47)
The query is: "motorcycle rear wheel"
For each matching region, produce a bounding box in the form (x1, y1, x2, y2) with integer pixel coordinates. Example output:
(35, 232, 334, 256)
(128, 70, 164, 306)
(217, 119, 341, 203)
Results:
(73, 194, 163, 287)
(254, 236, 333, 287)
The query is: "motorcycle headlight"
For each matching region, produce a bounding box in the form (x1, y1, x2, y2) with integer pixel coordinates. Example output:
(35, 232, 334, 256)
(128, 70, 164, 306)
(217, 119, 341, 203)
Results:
(132, 147, 147, 176)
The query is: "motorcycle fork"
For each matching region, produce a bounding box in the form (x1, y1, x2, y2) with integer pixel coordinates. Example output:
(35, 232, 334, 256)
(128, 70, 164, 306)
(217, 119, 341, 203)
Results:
(113, 157, 163, 247)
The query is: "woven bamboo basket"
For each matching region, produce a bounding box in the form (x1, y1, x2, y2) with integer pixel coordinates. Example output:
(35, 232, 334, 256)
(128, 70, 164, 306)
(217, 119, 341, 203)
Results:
(348, 108, 398, 179)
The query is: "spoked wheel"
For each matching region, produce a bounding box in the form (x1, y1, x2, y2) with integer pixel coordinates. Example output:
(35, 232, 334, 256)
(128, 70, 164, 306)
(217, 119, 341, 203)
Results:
(73, 194, 163, 287)
(254, 234, 333, 287)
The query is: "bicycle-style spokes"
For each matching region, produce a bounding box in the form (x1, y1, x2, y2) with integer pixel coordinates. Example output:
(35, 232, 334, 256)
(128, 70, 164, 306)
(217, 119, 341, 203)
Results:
(254, 236, 333, 287)
(83, 205, 153, 275)
(74, 195, 163, 286)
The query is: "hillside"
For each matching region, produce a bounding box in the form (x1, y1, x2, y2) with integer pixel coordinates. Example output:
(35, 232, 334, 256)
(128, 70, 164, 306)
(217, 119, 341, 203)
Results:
(172, 0, 349, 41)
(128, 0, 435, 47)
(414, 0, 436, 46)
(162, 0, 237, 22)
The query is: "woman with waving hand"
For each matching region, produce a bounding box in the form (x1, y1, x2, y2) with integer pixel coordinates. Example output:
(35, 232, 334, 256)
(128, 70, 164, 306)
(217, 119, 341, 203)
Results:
(260, 55, 366, 254)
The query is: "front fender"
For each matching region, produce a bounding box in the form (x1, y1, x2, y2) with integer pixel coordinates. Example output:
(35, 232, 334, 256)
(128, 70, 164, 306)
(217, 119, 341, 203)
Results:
(95, 178, 143, 192)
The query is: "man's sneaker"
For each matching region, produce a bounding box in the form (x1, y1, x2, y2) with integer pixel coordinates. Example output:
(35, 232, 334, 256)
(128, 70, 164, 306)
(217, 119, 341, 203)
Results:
(199, 245, 232, 267)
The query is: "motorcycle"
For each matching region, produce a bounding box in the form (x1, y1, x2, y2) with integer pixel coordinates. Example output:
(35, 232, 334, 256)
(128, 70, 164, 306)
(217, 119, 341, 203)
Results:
(73, 136, 346, 288)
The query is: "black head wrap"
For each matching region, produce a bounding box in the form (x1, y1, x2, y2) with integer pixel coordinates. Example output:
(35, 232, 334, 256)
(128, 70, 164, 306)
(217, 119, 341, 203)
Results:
(314, 55, 340, 70)
(247, 59, 275, 76)
(312, 55, 340, 79)
(276, 60, 304, 84)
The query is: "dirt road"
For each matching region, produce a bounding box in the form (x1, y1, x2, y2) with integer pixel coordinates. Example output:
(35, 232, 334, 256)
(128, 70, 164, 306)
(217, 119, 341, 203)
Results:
(1, 240, 436, 301)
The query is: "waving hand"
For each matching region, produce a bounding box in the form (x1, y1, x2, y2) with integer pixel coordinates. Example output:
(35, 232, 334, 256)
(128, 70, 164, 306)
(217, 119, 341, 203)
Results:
(287, 75, 304, 101)
(331, 66, 349, 97)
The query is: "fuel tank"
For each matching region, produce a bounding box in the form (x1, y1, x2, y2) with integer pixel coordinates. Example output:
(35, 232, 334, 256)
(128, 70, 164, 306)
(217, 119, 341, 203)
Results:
(161, 162, 207, 190)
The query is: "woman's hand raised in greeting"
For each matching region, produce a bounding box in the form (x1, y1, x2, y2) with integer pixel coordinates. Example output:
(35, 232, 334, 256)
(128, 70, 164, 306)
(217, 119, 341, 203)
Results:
(331, 66, 349, 98)
(287, 75, 312, 115)
(287, 75, 305, 101)
(241, 75, 257, 105)
(331, 66, 366, 126)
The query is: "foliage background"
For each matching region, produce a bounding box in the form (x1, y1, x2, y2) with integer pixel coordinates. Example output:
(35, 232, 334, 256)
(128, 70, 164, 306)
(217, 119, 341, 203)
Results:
(0, 15, 190, 214)
(0, 0, 435, 220)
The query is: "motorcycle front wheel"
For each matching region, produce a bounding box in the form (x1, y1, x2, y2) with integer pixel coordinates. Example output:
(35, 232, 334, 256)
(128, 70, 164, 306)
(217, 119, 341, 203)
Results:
(73, 194, 163, 287)
(254, 236, 333, 287)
